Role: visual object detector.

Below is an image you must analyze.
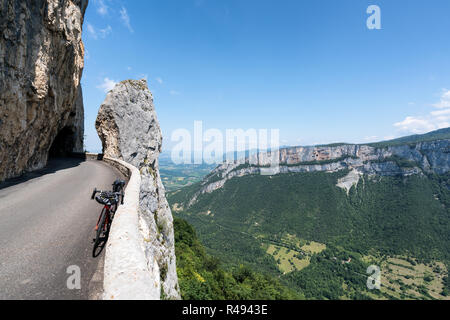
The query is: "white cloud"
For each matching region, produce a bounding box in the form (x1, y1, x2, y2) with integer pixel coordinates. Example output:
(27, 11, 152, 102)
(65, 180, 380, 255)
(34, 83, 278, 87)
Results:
(394, 117, 437, 134)
(431, 108, 450, 117)
(99, 25, 112, 38)
(86, 23, 97, 39)
(85, 23, 112, 39)
(170, 90, 180, 96)
(393, 89, 450, 134)
(96, 0, 109, 16)
(433, 89, 450, 109)
(156, 77, 163, 84)
(120, 6, 134, 33)
(97, 77, 118, 93)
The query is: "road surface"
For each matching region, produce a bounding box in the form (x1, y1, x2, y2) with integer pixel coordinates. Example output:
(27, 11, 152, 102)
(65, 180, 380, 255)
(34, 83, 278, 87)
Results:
(0, 158, 124, 300)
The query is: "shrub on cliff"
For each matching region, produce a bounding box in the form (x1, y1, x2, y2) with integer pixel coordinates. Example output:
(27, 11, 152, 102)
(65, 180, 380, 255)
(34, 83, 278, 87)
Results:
(174, 218, 302, 300)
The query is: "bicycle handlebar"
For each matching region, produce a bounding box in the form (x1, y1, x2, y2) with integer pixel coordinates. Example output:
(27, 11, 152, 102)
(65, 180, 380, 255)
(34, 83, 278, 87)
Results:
(91, 188, 124, 204)
(91, 188, 98, 200)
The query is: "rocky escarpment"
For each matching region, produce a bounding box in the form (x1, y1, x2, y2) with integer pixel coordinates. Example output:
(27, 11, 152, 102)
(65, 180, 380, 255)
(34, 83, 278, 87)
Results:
(96, 79, 180, 300)
(186, 138, 450, 207)
(0, 0, 87, 181)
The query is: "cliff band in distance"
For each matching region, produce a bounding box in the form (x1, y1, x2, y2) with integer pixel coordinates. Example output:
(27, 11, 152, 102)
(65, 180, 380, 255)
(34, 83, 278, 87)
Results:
(185, 133, 450, 207)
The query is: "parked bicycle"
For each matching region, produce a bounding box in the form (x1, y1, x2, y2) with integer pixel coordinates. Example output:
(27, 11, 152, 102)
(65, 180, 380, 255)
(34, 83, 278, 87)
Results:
(91, 180, 125, 256)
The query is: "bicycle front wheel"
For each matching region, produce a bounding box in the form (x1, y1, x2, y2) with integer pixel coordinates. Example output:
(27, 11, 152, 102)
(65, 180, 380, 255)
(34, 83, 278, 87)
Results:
(95, 208, 107, 247)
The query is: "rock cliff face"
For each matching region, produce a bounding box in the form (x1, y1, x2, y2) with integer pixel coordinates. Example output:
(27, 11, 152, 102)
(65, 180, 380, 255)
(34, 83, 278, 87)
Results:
(96, 79, 180, 300)
(186, 139, 450, 207)
(0, 0, 87, 181)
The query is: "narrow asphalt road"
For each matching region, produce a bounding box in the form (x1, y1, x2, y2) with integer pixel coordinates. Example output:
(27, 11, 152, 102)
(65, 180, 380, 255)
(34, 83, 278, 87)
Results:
(0, 158, 124, 300)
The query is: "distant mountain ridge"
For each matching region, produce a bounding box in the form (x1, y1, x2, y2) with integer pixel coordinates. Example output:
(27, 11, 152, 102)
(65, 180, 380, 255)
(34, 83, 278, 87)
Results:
(176, 128, 450, 208)
(369, 127, 450, 148)
(310, 127, 450, 148)
(168, 128, 450, 299)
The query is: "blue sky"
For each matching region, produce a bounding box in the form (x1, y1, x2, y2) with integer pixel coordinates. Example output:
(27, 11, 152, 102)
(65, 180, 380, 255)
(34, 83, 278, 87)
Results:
(81, 0, 450, 153)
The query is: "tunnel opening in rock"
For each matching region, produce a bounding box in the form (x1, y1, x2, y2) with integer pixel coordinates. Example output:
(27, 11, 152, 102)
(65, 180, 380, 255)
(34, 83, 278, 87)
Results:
(49, 126, 76, 158)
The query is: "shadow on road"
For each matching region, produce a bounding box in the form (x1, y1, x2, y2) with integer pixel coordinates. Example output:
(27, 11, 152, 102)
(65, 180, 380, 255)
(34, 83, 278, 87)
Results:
(0, 157, 86, 191)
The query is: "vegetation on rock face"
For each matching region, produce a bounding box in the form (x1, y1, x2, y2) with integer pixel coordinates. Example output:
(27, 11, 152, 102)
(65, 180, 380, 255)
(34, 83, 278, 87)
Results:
(120, 79, 149, 91)
(174, 218, 303, 300)
(168, 131, 450, 299)
(169, 170, 450, 299)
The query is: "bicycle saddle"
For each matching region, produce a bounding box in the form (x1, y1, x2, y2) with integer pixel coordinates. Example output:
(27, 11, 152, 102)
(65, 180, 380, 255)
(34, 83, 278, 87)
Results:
(112, 180, 126, 192)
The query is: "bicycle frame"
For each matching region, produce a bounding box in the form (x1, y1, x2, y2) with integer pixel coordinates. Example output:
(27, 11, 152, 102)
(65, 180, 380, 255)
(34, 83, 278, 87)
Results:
(91, 185, 124, 257)
(95, 205, 111, 232)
